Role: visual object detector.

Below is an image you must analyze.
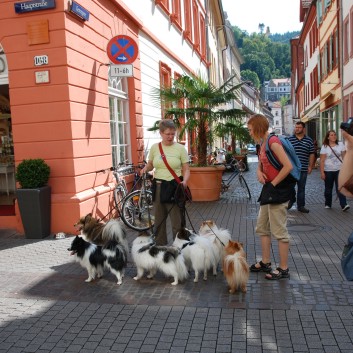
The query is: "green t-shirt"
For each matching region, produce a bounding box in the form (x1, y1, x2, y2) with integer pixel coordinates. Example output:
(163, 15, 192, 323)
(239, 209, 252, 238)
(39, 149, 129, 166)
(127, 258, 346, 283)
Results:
(148, 142, 189, 181)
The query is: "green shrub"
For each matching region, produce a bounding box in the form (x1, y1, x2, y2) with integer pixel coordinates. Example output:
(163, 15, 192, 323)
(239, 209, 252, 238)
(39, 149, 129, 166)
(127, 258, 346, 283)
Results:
(16, 159, 50, 189)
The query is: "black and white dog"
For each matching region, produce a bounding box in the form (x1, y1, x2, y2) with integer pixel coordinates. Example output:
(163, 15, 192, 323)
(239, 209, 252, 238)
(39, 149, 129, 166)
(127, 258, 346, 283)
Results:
(131, 232, 188, 285)
(68, 235, 127, 285)
(74, 214, 129, 255)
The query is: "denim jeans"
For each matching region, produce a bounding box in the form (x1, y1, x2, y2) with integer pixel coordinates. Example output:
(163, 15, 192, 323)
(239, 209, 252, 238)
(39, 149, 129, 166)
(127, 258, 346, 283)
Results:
(296, 171, 308, 208)
(324, 171, 347, 208)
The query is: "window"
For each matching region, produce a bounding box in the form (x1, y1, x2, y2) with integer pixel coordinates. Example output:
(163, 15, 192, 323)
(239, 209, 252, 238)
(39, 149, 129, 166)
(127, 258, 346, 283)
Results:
(345, 16, 350, 62)
(317, 0, 323, 25)
(155, 0, 169, 13)
(192, 0, 200, 51)
(199, 15, 206, 59)
(351, 9, 353, 57)
(343, 95, 349, 120)
(159, 61, 172, 118)
(183, 0, 192, 42)
(171, 0, 182, 29)
(108, 73, 130, 166)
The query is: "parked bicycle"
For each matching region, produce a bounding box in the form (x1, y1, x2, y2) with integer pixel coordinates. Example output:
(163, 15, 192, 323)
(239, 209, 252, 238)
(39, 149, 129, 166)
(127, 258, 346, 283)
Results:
(221, 158, 251, 199)
(96, 164, 154, 231)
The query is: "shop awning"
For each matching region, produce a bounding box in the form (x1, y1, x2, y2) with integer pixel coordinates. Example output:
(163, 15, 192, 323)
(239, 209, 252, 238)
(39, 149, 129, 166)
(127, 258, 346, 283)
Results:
(302, 102, 320, 122)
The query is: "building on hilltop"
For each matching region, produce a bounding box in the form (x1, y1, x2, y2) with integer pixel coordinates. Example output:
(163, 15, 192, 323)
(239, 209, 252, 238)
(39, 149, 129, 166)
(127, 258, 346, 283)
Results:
(263, 78, 291, 102)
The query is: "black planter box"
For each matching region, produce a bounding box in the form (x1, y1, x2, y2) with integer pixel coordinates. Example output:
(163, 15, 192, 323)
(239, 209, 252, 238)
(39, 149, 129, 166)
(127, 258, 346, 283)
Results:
(16, 186, 51, 239)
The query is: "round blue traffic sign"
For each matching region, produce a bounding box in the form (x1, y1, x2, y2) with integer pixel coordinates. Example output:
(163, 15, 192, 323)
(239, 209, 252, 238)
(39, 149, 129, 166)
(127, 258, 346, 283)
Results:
(107, 35, 139, 64)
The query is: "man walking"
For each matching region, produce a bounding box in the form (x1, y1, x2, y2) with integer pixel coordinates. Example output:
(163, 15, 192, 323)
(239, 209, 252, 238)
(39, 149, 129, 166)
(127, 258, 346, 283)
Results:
(288, 122, 315, 213)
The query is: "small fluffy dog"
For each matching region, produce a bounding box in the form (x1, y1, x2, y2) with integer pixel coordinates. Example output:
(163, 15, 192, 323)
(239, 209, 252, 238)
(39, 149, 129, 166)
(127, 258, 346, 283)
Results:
(222, 240, 249, 294)
(68, 235, 127, 285)
(131, 232, 188, 285)
(173, 228, 217, 282)
(74, 213, 128, 254)
(199, 220, 231, 272)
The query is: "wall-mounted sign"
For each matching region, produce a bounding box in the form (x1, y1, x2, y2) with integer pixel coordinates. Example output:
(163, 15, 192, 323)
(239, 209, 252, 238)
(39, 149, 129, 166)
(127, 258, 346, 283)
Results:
(14, 0, 56, 14)
(35, 70, 50, 84)
(34, 55, 48, 66)
(107, 35, 139, 64)
(27, 20, 49, 45)
(69, 1, 89, 21)
(110, 64, 133, 77)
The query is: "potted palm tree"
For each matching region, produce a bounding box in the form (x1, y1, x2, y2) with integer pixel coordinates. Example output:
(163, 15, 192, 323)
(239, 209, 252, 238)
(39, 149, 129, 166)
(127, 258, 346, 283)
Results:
(151, 73, 245, 201)
(15, 158, 51, 239)
(215, 119, 252, 171)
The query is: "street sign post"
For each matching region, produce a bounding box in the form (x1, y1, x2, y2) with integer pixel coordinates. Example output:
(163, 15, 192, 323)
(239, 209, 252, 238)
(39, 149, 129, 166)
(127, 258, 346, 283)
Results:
(107, 35, 138, 64)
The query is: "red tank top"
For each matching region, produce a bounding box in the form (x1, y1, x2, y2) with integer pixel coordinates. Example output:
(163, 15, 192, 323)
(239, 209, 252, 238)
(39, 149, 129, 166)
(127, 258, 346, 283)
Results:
(259, 136, 281, 182)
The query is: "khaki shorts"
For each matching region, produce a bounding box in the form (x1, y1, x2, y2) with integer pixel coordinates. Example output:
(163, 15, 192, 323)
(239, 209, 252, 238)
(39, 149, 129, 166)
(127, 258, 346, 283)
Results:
(255, 202, 290, 243)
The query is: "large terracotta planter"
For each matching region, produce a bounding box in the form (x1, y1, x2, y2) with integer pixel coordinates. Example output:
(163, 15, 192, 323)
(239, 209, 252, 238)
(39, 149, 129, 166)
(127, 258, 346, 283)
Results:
(188, 165, 225, 201)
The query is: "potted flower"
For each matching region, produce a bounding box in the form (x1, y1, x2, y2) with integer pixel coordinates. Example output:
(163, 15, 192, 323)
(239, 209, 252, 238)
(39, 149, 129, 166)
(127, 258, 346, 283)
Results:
(151, 73, 245, 201)
(15, 158, 51, 239)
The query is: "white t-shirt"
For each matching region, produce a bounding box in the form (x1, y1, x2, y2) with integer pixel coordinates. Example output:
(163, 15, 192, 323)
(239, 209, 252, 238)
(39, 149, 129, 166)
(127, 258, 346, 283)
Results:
(320, 142, 346, 171)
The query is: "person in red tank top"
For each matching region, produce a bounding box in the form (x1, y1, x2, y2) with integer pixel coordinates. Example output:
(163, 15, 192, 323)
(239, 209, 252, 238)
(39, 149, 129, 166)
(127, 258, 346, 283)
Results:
(247, 114, 295, 280)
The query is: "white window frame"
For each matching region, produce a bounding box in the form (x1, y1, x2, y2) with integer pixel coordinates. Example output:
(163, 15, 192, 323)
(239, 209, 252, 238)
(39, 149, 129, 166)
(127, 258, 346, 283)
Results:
(108, 74, 131, 167)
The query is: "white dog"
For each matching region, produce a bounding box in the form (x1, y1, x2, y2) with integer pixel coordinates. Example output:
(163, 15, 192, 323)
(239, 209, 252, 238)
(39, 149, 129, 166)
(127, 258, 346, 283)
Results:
(199, 220, 231, 272)
(131, 233, 188, 285)
(173, 228, 217, 282)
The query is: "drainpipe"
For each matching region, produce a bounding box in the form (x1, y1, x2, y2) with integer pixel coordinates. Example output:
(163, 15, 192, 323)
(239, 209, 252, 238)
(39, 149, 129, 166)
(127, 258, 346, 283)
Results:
(338, 0, 344, 129)
(205, 0, 210, 82)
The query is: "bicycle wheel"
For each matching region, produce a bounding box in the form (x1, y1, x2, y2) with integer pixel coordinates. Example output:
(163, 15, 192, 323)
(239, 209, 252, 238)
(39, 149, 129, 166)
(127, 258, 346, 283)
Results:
(238, 175, 251, 200)
(113, 185, 127, 216)
(121, 190, 154, 231)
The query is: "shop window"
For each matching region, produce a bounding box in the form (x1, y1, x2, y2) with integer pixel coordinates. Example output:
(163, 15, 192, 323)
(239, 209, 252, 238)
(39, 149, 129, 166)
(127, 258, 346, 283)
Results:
(108, 74, 130, 167)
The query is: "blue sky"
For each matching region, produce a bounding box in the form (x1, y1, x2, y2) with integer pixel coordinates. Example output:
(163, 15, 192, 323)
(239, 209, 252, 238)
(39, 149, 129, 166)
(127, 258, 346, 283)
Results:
(221, 0, 302, 34)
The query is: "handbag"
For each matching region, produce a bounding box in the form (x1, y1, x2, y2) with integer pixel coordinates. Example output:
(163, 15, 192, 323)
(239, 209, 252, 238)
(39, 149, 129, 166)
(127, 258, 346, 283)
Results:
(158, 143, 192, 203)
(341, 232, 353, 280)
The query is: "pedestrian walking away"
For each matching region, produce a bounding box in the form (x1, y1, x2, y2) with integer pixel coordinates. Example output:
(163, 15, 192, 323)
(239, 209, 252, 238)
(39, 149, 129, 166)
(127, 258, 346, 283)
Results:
(247, 114, 295, 280)
(141, 119, 190, 245)
(320, 130, 350, 211)
(288, 121, 316, 213)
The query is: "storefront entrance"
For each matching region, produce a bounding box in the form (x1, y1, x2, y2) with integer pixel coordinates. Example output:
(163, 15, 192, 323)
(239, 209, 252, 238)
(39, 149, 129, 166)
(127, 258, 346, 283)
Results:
(0, 45, 15, 215)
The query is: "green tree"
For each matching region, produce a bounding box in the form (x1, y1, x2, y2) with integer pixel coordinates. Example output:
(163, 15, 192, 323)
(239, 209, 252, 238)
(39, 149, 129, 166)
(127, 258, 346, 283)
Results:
(151, 74, 246, 166)
(240, 70, 260, 88)
(215, 119, 251, 152)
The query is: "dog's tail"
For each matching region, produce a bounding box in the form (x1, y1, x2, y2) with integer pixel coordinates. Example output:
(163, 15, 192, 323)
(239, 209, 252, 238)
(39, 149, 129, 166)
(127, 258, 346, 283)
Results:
(102, 220, 129, 254)
(175, 253, 189, 282)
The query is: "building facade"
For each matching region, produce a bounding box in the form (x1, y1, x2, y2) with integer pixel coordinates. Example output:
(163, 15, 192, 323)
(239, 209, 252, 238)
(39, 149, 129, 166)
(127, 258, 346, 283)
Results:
(0, 0, 229, 234)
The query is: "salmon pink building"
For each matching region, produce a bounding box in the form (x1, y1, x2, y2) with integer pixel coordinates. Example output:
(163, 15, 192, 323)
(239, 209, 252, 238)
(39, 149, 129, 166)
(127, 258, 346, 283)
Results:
(0, 0, 227, 235)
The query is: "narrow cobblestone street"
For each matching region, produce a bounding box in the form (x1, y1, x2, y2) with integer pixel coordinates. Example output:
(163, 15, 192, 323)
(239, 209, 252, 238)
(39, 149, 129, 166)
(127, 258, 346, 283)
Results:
(1, 157, 352, 353)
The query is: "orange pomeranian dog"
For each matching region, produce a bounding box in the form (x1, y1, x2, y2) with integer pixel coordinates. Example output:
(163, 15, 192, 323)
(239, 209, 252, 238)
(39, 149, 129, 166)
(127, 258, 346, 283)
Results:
(222, 240, 249, 294)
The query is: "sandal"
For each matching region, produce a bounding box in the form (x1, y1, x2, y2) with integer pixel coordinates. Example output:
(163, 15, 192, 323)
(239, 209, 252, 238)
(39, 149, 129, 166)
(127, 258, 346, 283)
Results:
(250, 260, 272, 273)
(265, 267, 290, 280)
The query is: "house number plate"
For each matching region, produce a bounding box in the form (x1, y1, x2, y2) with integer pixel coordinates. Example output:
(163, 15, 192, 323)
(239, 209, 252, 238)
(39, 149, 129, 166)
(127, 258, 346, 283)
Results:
(34, 55, 48, 66)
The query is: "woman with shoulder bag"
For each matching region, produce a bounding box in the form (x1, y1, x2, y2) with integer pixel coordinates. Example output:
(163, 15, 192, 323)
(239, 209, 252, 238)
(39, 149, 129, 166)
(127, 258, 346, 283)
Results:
(320, 130, 350, 211)
(248, 114, 295, 280)
(141, 119, 190, 245)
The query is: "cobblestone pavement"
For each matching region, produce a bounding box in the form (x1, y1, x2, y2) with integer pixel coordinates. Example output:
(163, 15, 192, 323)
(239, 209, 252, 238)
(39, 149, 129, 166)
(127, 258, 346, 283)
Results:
(0, 156, 353, 353)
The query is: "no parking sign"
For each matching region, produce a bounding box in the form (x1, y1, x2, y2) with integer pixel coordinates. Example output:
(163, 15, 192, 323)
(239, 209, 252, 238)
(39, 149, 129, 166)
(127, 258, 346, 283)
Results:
(107, 35, 138, 64)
